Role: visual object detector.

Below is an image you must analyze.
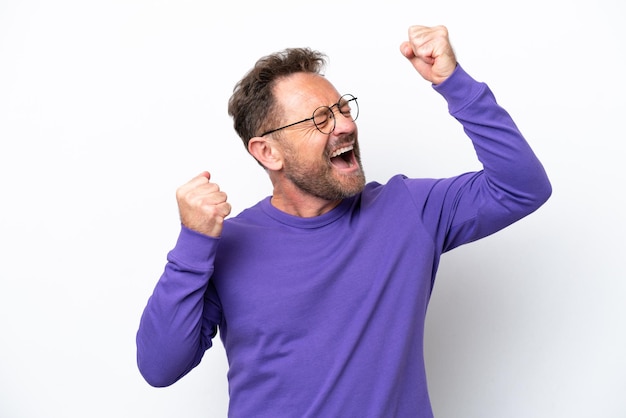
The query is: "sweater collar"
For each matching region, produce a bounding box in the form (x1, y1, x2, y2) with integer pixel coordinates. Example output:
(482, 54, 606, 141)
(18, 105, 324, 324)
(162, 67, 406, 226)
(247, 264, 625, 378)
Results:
(259, 195, 355, 229)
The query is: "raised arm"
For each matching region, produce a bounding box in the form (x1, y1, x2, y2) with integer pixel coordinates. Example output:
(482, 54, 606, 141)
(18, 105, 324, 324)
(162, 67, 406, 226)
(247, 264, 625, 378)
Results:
(136, 172, 230, 386)
(401, 26, 551, 250)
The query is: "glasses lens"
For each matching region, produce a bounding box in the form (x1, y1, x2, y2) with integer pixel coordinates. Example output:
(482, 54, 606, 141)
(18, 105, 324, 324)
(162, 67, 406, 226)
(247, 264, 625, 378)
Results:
(339, 94, 359, 121)
(313, 106, 335, 134)
(311, 95, 359, 134)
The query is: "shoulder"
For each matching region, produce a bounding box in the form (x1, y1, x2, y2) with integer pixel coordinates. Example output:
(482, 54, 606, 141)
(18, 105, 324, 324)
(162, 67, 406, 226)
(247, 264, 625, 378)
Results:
(362, 175, 439, 198)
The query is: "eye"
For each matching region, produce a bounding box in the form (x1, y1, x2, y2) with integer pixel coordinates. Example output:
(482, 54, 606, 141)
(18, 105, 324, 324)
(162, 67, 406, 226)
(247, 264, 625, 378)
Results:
(338, 95, 358, 120)
(339, 101, 351, 116)
(313, 106, 332, 128)
(338, 95, 357, 115)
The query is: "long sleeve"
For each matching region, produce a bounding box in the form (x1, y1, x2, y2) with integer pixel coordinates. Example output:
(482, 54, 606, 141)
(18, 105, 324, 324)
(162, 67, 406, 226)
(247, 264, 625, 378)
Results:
(134, 64, 553, 416)
(423, 64, 552, 251)
(136, 226, 223, 387)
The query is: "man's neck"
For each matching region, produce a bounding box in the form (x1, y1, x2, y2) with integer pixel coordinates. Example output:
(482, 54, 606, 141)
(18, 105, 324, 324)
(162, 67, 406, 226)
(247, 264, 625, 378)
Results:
(270, 188, 341, 218)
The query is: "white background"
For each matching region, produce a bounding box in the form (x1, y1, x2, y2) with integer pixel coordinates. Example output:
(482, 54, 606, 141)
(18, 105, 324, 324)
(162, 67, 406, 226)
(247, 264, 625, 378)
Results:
(1, 0, 624, 417)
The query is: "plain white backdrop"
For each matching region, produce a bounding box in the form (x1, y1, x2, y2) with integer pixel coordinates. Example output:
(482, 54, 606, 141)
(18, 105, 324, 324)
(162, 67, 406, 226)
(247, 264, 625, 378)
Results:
(1, 0, 624, 417)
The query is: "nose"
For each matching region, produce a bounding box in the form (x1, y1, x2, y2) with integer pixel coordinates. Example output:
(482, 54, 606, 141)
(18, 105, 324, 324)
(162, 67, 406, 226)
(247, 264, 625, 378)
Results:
(331, 111, 357, 136)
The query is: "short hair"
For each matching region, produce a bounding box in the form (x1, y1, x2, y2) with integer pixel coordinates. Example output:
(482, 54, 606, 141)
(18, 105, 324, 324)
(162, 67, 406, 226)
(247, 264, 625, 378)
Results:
(227, 47, 327, 151)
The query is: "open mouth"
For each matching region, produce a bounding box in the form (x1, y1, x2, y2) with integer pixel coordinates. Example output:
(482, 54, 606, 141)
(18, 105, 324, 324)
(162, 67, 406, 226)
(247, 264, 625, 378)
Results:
(330, 144, 356, 170)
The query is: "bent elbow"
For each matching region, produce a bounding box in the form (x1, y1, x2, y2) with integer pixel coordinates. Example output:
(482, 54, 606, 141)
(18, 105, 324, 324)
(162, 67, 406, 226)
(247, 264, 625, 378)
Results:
(510, 165, 552, 212)
(137, 357, 179, 388)
(532, 174, 553, 209)
(136, 337, 208, 388)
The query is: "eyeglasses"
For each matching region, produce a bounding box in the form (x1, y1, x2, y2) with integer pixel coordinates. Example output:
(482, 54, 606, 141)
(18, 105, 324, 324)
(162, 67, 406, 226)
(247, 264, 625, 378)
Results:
(260, 94, 358, 137)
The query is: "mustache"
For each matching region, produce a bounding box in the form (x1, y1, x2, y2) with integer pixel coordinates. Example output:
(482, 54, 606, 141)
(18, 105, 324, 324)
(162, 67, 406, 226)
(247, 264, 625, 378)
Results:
(327, 132, 358, 153)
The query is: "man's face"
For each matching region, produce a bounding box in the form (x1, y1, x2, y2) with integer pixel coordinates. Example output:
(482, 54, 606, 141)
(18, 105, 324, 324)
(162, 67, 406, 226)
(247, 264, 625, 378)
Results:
(272, 73, 366, 201)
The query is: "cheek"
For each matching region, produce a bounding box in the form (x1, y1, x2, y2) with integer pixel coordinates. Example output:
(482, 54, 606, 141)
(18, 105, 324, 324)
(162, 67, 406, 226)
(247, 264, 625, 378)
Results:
(293, 141, 330, 164)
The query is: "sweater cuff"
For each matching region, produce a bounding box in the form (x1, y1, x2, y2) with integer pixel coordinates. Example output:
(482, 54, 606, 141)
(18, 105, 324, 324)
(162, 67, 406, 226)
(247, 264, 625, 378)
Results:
(432, 64, 487, 115)
(168, 224, 220, 267)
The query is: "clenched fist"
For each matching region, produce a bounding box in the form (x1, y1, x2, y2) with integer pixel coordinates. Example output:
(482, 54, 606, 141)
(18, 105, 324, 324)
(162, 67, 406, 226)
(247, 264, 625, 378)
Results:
(176, 171, 232, 237)
(400, 25, 457, 85)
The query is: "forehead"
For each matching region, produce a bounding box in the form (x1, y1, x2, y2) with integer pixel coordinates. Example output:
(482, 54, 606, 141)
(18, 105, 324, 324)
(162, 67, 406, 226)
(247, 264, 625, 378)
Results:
(273, 72, 341, 114)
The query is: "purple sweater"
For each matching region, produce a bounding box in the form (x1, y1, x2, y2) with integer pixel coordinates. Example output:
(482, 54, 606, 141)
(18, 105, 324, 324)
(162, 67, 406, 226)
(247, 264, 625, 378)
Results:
(137, 65, 551, 417)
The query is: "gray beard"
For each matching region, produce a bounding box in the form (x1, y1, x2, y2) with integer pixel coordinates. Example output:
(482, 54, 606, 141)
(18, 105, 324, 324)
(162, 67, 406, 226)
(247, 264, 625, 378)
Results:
(284, 143, 366, 201)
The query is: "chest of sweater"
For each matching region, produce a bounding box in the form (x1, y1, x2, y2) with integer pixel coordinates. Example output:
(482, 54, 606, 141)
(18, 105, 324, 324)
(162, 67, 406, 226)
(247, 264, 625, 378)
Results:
(212, 205, 437, 352)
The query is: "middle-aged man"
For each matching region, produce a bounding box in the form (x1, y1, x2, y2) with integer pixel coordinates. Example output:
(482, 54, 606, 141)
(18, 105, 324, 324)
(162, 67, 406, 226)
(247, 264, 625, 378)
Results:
(137, 25, 552, 417)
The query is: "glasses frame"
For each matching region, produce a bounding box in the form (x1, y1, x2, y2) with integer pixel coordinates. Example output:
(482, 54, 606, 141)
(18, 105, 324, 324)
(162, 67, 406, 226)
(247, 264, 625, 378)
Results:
(260, 94, 358, 137)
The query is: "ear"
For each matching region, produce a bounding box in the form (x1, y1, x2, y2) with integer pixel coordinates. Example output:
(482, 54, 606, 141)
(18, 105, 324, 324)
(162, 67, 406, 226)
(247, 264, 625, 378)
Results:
(248, 136, 283, 171)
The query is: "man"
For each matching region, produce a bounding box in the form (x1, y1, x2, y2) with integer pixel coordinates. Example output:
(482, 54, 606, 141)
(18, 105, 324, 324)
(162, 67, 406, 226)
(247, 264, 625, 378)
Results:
(137, 25, 551, 417)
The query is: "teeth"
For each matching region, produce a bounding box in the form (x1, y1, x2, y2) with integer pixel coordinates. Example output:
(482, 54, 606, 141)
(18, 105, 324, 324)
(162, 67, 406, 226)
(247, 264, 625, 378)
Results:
(331, 145, 353, 158)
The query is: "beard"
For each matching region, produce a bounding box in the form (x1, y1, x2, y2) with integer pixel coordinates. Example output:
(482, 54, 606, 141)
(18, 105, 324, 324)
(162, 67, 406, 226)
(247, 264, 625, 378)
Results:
(282, 134, 366, 201)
